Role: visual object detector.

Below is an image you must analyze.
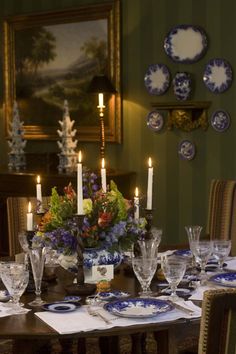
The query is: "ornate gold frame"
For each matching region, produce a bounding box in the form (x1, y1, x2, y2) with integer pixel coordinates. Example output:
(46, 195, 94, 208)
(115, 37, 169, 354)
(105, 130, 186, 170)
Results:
(3, 0, 121, 142)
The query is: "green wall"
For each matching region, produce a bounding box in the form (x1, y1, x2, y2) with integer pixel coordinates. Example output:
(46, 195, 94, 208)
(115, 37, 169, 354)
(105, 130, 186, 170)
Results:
(1, 0, 236, 246)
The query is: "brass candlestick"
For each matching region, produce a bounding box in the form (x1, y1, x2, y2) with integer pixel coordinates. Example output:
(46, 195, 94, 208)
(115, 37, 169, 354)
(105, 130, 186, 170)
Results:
(64, 214, 96, 296)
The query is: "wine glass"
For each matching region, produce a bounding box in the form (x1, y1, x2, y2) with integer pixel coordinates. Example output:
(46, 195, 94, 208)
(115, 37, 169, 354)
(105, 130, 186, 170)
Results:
(137, 228, 162, 258)
(185, 225, 203, 269)
(0, 262, 29, 314)
(132, 256, 158, 296)
(28, 246, 46, 307)
(161, 257, 186, 301)
(212, 239, 231, 271)
(190, 240, 212, 283)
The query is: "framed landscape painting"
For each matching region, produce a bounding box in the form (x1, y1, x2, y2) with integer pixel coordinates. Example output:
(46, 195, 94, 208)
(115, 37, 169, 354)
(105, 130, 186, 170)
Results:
(3, 0, 121, 142)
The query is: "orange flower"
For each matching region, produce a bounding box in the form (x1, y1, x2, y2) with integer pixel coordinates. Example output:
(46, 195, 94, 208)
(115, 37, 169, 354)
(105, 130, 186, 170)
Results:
(98, 211, 113, 228)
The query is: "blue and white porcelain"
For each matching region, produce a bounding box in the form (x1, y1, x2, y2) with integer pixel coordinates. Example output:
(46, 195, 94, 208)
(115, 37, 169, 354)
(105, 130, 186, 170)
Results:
(178, 140, 196, 161)
(104, 298, 173, 318)
(146, 110, 164, 131)
(173, 72, 192, 100)
(83, 247, 123, 269)
(174, 249, 192, 257)
(211, 110, 230, 132)
(164, 25, 208, 63)
(42, 302, 81, 313)
(203, 58, 233, 93)
(144, 63, 170, 95)
(209, 272, 236, 288)
(97, 291, 130, 301)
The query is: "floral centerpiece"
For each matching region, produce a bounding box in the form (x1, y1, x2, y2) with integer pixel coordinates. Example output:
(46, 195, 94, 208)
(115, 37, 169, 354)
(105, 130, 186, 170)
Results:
(34, 170, 146, 270)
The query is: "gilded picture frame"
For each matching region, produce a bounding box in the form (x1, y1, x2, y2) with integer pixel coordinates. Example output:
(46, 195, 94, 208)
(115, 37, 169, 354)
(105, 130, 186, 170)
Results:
(3, 0, 121, 142)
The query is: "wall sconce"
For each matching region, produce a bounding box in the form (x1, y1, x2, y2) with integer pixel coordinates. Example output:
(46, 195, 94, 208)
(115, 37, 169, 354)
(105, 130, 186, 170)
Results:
(87, 75, 117, 159)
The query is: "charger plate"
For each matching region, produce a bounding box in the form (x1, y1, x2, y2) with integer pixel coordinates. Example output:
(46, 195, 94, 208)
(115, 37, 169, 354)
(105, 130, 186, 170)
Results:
(104, 298, 173, 318)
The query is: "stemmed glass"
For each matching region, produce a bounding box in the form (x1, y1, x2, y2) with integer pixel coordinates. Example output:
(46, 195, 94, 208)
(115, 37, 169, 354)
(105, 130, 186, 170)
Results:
(185, 225, 203, 269)
(161, 257, 186, 301)
(212, 239, 231, 271)
(0, 262, 29, 314)
(137, 228, 162, 258)
(28, 246, 46, 307)
(190, 240, 212, 283)
(132, 256, 158, 296)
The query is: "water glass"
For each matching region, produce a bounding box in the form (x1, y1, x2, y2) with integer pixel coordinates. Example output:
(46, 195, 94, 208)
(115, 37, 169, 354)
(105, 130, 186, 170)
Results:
(212, 239, 231, 271)
(185, 225, 203, 267)
(137, 228, 162, 258)
(132, 256, 158, 296)
(161, 257, 186, 301)
(191, 240, 212, 282)
(28, 246, 46, 307)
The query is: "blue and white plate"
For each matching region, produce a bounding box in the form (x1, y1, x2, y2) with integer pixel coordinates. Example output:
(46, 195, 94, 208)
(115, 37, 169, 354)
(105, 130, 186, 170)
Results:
(203, 58, 233, 93)
(64, 295, 81, 302)
(174, 249, 192, 257)
(42, 302, 81, 313)
(161, 287, 192, 297)
(164, 25, 208, 63)
(211, 110, 230, 132)
(104, 298, 173, 318)
(98, 291, 130, 301)
(0, 290, 10, 302)
(144, 64, 170, 95)
(178, 140, 196, 161)
(209, 272, 236, 288)
(146, 110, 164, 131)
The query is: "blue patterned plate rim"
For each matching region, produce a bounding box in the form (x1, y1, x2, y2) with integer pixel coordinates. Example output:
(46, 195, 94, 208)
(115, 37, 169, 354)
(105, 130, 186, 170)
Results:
(209, 272, 236, 288)
(146, 110, 164, 132)
(174, 249, 192, 257)
(104, 298, 174, 318)
(98, 291, 130, 300)
(42, 302, 81, 313)
(144, 63, 170, 95)
(164, 24, 208, 63)
(178, 140, 196, 161)
(203, 58, 233, 93)
(210, 110, 230, 132)
(64, 295, 81, 302)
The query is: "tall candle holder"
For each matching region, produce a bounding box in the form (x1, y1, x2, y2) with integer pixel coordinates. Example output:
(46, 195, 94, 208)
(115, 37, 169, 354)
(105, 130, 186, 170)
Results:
(64, 214, 96, 296)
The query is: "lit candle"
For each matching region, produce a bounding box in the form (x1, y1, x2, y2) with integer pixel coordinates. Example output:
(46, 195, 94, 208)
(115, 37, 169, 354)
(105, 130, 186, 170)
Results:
(134, 187, 139, 220)
(26, 201, 33, 231)
(146, 157, 153, 210)
(77, 151, 84, 215)
(101, 158, 107, 192)
(36, 175, 43, 213)
(98, 93, 104, 108)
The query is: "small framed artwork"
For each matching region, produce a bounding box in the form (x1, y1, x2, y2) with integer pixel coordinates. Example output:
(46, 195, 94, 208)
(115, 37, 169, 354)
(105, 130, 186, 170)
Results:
(3, 0, 121, 142)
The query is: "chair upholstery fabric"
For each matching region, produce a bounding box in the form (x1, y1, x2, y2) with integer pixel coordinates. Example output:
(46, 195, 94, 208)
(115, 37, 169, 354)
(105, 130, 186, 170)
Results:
(206, 179, 236, 256)
(7, 196, 50, 256)
(198, 289, 236, 354)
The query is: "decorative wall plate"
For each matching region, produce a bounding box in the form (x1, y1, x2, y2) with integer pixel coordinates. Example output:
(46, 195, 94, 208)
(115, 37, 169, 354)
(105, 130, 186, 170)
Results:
(146, 110, 164, 131)
(203, 58, 233, 93)
(211, 110, 230, 132)
(104, 298, 173, 318)
(144, 63, 170, 95)
(178, 140, 196, 160)
(164, 25, 208, 63)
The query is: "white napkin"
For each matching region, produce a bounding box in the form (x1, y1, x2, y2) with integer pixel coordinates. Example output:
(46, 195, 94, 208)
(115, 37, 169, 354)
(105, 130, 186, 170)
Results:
(225, 258, 236, 271)
(35, 302, 201, 335)
(0, 303, 31, 317)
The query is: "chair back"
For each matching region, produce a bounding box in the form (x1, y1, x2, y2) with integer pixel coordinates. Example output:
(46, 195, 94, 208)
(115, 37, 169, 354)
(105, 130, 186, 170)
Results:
(206, 179, 236, 255)
(7, 196, 50, 256)
(199, 289, 236, 354)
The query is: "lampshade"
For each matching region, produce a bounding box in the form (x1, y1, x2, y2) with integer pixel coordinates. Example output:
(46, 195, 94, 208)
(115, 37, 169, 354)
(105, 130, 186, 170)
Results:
(87, 75, 117, 94)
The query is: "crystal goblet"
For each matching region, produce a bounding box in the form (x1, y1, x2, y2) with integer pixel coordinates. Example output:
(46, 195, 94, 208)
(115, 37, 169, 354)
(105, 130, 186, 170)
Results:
(28, 246, 46, 307)
(137, 228, 162, 259)
(0, 262, 29, 314)
(132, 256, 158, 296)
(161, 257, 186, 301)
(212, 239, 231, 271)
(185, 225, 203, 269)
(191, 240, 212, 283)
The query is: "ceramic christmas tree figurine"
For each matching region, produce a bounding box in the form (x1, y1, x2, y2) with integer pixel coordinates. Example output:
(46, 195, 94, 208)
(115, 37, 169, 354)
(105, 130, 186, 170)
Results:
(8, 101, 27, 171)
(57, 100, 78, 173)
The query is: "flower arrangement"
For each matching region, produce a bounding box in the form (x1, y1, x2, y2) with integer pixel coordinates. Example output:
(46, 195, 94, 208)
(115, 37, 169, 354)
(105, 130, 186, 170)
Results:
(35, 170, 146, 269)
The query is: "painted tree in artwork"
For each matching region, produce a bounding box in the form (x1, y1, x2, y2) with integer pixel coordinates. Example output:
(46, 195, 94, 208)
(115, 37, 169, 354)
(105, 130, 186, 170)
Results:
(57, 100, 78, 173)
(8, 101, 27, 171)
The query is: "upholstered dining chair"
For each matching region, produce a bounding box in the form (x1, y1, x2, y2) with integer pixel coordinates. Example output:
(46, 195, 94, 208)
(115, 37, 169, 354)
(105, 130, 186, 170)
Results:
(7, 196, 51, 256)
(206, 179, 236, 256)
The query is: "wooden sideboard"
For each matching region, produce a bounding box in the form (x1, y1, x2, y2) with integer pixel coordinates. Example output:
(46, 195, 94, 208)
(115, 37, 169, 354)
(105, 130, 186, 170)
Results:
(0, 168, 136, 256)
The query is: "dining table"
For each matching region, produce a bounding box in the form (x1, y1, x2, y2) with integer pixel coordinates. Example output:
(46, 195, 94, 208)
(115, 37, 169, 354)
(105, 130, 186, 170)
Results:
(0, 260, 203, 354)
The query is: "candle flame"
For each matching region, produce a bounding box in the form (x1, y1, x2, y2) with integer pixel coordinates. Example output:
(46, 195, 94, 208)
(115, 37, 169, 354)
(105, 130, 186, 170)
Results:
(37, 175, 40, 184)
(148, 157, 152, 168)
(135, 187, 139, 197)
(101, 158, 105, 169)
(28, 201, 32, 213)
(78, 150, 82, 163)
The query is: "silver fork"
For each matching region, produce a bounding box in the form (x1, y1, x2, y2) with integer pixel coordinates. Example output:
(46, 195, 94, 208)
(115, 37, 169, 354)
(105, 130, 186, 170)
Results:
(87, 307, 112, 324)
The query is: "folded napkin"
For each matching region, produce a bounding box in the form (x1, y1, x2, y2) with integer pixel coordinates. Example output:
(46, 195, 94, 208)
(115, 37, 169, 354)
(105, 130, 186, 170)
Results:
(0, 303, 31, 317)
(35, 302, 201, 335)
(224, 258, 236, 271)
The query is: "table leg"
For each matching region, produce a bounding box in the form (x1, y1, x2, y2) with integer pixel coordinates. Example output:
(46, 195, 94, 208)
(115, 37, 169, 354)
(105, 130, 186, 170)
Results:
(130, 333, 144, 354)
(153, 330, 169, 354)
(59, 338, 74, 354)
(77, 337, 86, 354)
(99, 336, 120, 354)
